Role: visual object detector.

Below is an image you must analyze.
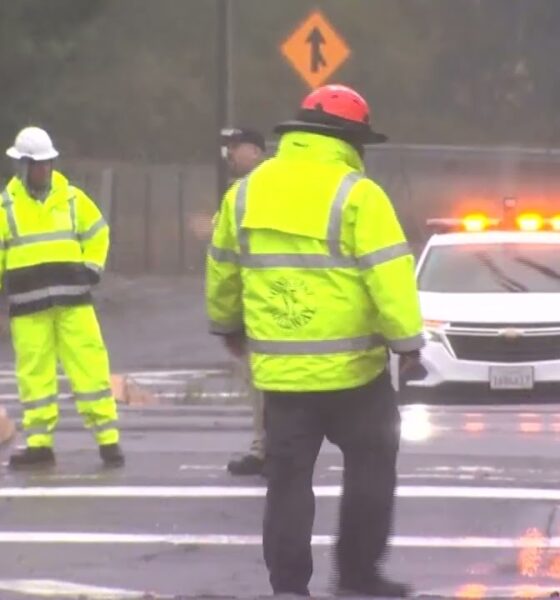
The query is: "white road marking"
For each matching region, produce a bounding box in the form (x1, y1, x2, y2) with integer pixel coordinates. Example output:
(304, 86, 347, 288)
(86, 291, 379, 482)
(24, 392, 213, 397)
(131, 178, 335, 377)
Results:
(0, 578, 152, 598)
(426, 584, 560, 598)
(0, 368, 227, 378)
(128, 378, 187, 385)
(0, 391, 244, 401)
(1, 484, 559, 500)
(0, 532, 558, 548)
(156, 391, 244, 399)
(397, 474, 515, 482)
(128, 369, 227, 377)
(179, 464, 225, 471)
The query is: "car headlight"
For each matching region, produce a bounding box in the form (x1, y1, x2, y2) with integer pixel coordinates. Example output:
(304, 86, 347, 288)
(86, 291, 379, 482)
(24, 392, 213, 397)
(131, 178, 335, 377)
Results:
(423, 320, 448, 343)
(400, 404, 433, 442)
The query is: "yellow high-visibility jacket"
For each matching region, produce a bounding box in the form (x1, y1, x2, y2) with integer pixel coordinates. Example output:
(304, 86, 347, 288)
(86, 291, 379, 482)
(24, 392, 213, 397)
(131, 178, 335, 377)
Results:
(0, 170, 109, 317)
(207, 132, 424, 391)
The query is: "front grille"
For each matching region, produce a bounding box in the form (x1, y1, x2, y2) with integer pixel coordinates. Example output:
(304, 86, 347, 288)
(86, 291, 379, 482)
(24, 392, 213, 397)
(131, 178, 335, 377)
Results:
(447, 333, 560, 363)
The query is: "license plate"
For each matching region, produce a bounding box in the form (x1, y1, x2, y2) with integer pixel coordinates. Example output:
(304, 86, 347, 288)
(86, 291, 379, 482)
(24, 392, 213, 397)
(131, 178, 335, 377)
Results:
(490, 366, 534, 390)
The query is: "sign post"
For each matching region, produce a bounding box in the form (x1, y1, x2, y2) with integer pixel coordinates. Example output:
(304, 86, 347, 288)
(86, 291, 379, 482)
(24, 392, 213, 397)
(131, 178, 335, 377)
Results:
(216, 0, 230, 203)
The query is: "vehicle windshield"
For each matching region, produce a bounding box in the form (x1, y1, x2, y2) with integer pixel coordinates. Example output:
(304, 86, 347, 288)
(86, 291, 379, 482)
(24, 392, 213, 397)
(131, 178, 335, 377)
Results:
(418, 243, 560, 293)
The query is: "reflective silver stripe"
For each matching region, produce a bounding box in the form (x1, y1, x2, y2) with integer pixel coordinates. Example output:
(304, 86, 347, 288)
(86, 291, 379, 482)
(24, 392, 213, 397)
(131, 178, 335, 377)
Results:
(357, 242, 412, 270)
(74, 389, 112, 402)
(6, 230, 77, 247)
(9, 284, 91, 305)
(69, 195, 77, 232)
(22, 394, 58, 409)
(92, 421, 118, 434)
(1, 189, 19, 240)
(389, 334, 425, 353)
(235, 178, 249, 255)
(25, 426, 51, 436)
(248, 334, 385, 355)
(242, 253, 355, 269)
(208, 245, 240, 264)
(209, 320, 243, 335)
(79, 217, 107, 241)
(84, 262, 103, 274)
(327, 172, 364, 257)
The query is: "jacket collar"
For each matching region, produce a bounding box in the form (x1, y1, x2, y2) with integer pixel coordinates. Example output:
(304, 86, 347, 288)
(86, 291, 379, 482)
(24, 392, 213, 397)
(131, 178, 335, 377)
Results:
(276, 132, 365, 173)
(9, 170, 70, 205)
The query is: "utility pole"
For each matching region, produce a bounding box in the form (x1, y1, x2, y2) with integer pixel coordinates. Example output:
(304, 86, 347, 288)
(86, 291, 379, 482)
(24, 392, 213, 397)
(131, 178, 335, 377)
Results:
(216, 0, 232, 204)
(225, 0, 234, 126)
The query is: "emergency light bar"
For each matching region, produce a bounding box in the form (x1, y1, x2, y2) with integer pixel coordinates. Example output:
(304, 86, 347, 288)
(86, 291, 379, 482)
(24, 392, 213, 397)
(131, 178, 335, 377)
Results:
(427, 211, 560, 233)
(426, 216, 500, 233)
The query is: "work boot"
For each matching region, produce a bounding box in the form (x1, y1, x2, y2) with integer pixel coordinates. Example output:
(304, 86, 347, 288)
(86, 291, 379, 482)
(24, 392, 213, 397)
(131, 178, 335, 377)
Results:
(337, 573, 412, 597)
(227, 453, 264, 476)
(99, 443, 125, 468)
(8, 447, 55, 470)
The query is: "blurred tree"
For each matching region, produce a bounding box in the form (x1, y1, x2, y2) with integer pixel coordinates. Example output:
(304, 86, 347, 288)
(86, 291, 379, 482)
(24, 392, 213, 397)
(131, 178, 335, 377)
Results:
(1, 0, 560, 167)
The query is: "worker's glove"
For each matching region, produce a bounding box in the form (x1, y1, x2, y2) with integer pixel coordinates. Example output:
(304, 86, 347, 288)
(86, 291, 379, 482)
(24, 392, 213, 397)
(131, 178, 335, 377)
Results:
(83, 265, 101, 285)
(398, 350, 428, 383)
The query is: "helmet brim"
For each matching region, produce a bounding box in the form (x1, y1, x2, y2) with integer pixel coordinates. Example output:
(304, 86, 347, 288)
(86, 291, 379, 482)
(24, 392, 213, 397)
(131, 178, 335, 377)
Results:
(5, 147, 59, 161)
(274, 120, 387, 144)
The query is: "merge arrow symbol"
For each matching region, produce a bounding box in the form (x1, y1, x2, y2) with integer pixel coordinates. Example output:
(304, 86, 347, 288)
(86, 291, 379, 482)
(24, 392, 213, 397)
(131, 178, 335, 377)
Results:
(306, 26, 327, 73)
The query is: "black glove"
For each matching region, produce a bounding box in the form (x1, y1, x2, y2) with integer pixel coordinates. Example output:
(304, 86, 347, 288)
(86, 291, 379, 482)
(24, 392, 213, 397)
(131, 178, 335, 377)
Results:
(398, 350, 428, 383)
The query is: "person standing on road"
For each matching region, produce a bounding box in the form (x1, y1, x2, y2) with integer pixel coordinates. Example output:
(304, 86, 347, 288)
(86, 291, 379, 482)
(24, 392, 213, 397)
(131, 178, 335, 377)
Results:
(2, 126, 124, 470)
(207, 85, 424, 596)
(219, 127, 267, 476)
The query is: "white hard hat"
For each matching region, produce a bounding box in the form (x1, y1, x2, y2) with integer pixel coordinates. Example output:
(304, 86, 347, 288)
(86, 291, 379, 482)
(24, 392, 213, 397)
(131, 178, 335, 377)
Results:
(6, 127, 59, 161)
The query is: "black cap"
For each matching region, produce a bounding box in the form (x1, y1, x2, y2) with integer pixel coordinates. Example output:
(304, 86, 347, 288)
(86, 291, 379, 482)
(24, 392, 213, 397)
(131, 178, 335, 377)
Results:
(221, 128, 266, 152)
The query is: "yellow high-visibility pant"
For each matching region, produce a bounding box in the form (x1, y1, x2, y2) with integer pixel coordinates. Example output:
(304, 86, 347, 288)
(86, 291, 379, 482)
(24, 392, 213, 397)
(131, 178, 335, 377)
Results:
(10, 305, 119, 449)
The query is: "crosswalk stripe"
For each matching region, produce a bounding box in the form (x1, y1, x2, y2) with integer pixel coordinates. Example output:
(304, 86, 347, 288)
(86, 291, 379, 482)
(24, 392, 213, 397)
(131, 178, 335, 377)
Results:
(0, 532, 557, 548)
(128, 369, 228, 377)
(0, 578, 152, 598)
(0, 484, 558, 500)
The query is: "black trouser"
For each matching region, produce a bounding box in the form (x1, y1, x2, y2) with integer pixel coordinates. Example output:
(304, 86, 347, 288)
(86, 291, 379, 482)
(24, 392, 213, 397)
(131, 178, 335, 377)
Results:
(262, 372, 400, 595)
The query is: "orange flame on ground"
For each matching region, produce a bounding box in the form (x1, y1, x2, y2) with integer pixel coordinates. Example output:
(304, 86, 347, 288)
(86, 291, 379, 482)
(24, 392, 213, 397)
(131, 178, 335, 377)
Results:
(547, 553, 560, 580)
(455, 583, 487, 599)
(464, 421, 485, 433)
(518, 527, 545, 578)
(513, 584, 548, 598)
(519, 422, 543, 434)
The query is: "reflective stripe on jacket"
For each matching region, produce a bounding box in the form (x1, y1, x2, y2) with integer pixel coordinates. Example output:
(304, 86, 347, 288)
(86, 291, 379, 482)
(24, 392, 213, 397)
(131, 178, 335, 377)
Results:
(206, 132, 424, 392)
(0, 170, 109, 316)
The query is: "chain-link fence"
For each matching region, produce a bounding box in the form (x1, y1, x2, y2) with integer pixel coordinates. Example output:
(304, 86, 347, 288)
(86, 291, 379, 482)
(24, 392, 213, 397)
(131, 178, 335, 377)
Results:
(55, 144, 560, 274)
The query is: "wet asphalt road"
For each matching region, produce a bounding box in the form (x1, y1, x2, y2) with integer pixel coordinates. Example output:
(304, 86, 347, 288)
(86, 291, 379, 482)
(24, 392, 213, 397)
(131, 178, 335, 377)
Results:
(1, 369, 560, 598)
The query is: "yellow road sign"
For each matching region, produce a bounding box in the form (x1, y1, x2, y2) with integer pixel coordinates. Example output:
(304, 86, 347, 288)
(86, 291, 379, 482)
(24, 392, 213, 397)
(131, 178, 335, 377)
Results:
(281, 10, 351, 89)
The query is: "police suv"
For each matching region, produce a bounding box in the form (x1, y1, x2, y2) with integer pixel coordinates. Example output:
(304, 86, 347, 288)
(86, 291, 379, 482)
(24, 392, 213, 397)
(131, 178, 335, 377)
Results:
(395, 208, 560, 403)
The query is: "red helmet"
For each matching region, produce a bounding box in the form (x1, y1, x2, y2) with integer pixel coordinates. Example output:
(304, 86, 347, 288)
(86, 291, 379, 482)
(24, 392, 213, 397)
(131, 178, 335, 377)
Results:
(274, 84, 387, 144)
(301, 85, 371, 125)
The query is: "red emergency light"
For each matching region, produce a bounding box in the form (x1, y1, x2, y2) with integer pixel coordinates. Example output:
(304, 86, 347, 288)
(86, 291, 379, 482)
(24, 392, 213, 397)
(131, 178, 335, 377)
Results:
(516, 213, 544, 232)
(550, 215, 560, 231)
(426, 214, 499, 233)
(427, 211, 560, 233)
(462, 214, 492, 232)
